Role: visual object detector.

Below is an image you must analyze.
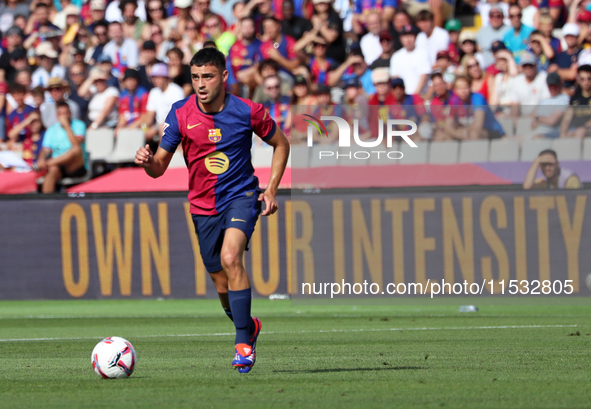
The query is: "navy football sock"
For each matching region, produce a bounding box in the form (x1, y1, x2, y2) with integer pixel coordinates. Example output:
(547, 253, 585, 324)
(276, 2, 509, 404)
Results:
(224, 308, 233, 322)
(228, 288, 253, 346)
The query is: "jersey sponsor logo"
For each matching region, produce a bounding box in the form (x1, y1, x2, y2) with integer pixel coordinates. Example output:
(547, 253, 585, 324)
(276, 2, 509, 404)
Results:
(205, 151, 229, 174)
(231, 217, 246, 222)
(187, 123, 202, 129)
(208, 128, 222, 143)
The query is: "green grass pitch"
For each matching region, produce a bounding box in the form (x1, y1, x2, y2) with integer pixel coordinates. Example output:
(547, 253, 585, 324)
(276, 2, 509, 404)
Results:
(1, 299, 590, 408)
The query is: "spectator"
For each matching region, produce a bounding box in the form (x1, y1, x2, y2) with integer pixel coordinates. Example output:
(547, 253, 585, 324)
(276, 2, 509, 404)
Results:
(415, 10, 450, 65)
(167, 47, 192, 96)
(405, 0, 454, 28)
(88, 20, 110, 64)
(477, 5, 510, 68)
(308, 0, 346, 63)
(5, 84, 37, 151)
(37, 101, 88, 193)
(359, 11, 382, 66)
(560, 64, 591, 138)
(6, 48, 28, 83)
(105, 0, 146, 24)
(260, 17, 299, 74)
(461, 54, 494, 101)
(116, 68, 149, 133)
(31, 42, 66, 89)
(290, 75, 316, 145)
(351, 0, 397, 34)
(252, 59, 291, 104)
(120, 0, 146, 42)
(303, 37, 337, 87)
(549, 23, 581, 91)
(281, 0, 313, 41)
(503, 4, 534, 64)
(102, 20, 139, 77)
(85, 68, 120, 129)
(489, 48, 518, 108)
(538, 14, 561, 55)
(141, 63, 184, 142)
(507, 52, 550, 116)
(329, 46, 375, 95)
(444, 18, 461, 64)
(518, 0, 537, 27)
(95, 54, 121, 89)
(190, 0, 227, 31)
(142, 0, 169, 40)
(0, 0, 30, 29)
(41, 77, 81, 128)
(210, 0, 240, 26)
(203, 14, 235, 56)
(166, 0, 192, 41)
(458, 30, 485, 69)
(369, 31, 396, 70)
(0, 26, 25, 82)
(389, 25, 431, 96)
(179, 19, 204, 63)
(444, 75, 505, 140)
(343, 76, 368, 107)
(6, 70, 36, 112)
(66, 62, 90, 118)
(24, 3, 59, 36)
(428, 72, 452, 139)
(478, 0, 509, 27)
(53, 4, 80, 31)
(244, 0, 275, 35)
(228, 17, 261, 91)
(9, 112, 45, 165)
(432, 51, 456, 85)
(528, 30, 555, 71)
(87, 0, 107, 34)
(523, 149, 581, 189)
(527, 72, 569, 139)
(262, 75, 291, 135)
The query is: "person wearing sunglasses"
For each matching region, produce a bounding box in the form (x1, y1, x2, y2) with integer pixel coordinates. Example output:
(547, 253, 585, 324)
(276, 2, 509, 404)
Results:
(476, 5, 510, 68)
(502, 4, 534, 64)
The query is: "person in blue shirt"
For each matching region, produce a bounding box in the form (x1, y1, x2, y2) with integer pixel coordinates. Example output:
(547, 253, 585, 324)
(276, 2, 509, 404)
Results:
(503, 4, 534, 64)
(444, 75, 505, 140)
(37, 101, 88, 193)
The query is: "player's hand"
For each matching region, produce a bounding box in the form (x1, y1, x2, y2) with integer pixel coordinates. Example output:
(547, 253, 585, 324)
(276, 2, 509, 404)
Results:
(258, 191, 278, 216)
(135, 144, 154, 167)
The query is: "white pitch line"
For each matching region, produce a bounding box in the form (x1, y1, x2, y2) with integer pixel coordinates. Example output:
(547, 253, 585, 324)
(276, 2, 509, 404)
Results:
(0, 324, 578, 343)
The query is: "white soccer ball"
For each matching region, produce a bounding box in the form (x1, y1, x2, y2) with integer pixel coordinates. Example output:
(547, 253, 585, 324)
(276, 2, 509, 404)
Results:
(91, 337, 137, 379)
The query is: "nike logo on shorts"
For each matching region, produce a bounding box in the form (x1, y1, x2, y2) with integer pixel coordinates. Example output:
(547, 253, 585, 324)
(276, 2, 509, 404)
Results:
(231, 217, 246, 222)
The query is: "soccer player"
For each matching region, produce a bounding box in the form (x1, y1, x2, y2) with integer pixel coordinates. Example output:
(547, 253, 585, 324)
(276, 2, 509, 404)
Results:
(134, 48, 290, 373)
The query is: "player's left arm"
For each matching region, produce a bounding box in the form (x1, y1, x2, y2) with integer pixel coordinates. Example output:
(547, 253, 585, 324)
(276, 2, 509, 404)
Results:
(260, 127, 290, 216)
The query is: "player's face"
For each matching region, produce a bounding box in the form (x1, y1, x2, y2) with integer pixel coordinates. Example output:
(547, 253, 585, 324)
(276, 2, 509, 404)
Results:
(191, 64, 228, 104)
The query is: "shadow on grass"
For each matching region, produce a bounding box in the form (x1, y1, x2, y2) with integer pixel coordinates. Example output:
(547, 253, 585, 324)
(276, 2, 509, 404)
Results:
(273, 366, 425, 374)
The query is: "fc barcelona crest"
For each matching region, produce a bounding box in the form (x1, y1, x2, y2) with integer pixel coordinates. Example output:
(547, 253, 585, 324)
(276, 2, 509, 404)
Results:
(208, 128, 222, 143)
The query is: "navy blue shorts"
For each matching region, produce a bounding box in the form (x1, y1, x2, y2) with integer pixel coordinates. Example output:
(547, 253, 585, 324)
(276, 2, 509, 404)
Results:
(191, 195, 262, 273)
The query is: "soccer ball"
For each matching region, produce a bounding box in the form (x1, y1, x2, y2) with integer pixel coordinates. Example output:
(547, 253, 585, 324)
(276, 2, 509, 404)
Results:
(91, 337, 137, 379)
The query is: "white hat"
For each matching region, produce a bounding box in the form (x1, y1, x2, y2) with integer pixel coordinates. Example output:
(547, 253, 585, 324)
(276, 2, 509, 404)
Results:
(458, 30, 476, 43)
(371, 67, 390, 84)
(90, 0, 106, 10)
(63, 4, 80, 15)
(562, 23, 580, 37)
(174, 0, 192, 8)
(35, 42, 58, 59)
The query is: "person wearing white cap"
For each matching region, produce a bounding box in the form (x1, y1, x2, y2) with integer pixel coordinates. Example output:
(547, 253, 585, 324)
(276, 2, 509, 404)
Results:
(52, 4, 80, 30)
(31, 42, 67, 90)
(549, 23, 582, 91)
(141, 63, 185, 142)
(506, 51, 550, 116)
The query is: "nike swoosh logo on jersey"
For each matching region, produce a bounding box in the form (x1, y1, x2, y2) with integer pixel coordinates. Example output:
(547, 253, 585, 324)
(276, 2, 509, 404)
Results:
(187, 123, 202, 129)
(231, 218, 246, 222)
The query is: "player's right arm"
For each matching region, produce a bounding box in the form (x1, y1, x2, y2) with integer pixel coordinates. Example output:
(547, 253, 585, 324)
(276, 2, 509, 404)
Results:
(134, 104, 182, 178)
(135, 145, 174, 178)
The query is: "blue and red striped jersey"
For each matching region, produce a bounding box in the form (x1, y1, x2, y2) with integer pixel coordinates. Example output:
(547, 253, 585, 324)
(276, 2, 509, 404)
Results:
(6, 105, 36, 142)
(160, 93, 277, 216)
(229, 39, 262, 75)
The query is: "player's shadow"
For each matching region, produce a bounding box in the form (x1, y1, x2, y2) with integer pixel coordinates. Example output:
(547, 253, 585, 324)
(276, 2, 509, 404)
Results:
(273, 366, 425, 374)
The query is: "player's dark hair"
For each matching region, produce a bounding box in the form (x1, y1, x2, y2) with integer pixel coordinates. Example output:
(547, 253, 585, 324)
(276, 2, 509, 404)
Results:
(538, 149, 557, 159)
(10, 83, 26, 94)
(190, 47, 225, 73)
(578, 64, 591, 75)
(56, 101, 70, 110)
(258, 59, 280, 74)
(415, 10, 433, 22)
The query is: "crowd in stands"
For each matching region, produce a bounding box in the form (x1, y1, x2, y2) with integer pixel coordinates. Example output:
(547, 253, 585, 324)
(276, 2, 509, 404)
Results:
(0, 0, 590, 191)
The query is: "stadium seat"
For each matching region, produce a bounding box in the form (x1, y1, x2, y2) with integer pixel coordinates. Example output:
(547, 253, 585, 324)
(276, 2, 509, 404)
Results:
(309, 145, 338, 167)
(252, 146, 274, 168)
(458, 140, 489, 163)
(497, 118, 514, 137)
(369, 142, 400, 166)
(290, 145, 310, 168)
(168, 150, 186, 168)
(398, 140, 428, 164)
(86, 129, 115, 162)
(428, 141, 459, 164)
(583, 137, 591, 161)
(515, 117, 534, 139)
(489, 139, 520, 162)
(551, 138, 582, 161)
(107, 129, 145, 164)
(520, 139, 553, 162)
(337, 146, 370, 166)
